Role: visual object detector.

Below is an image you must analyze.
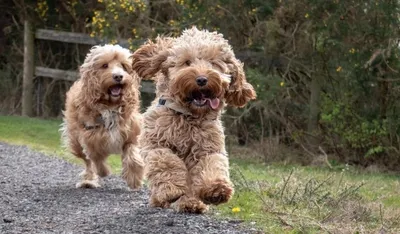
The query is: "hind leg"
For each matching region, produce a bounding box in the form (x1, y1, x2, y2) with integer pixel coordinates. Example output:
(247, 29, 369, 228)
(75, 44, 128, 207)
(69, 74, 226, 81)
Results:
(121, 144, 144, 189)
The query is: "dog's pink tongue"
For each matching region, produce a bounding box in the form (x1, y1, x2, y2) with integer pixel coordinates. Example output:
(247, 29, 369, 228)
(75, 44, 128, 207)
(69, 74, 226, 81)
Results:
(110, 86, 121, 96)
(207, 98, 220, 110)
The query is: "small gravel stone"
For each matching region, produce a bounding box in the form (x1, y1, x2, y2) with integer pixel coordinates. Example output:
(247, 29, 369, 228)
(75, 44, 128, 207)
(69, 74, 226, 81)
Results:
(3, 218, 13, 223)
(0, 142, 257, 234)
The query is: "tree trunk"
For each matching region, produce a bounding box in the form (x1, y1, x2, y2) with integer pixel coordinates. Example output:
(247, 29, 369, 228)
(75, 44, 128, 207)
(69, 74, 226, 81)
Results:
(22, 20, 34, 117)
(307, 74, 321, 149)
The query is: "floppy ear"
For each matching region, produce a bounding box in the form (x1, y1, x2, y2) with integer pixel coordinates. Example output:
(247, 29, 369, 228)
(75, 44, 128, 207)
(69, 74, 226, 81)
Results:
(225, 57, 257, 107)
(132, 37, 173, 80)
(79, 58, 102, 106)
(73, 46, 101, 105)
(122, 59, 141, 108)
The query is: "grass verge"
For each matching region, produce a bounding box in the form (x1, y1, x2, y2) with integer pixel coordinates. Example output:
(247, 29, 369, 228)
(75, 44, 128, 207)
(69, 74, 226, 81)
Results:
(0, 115, 399, 233)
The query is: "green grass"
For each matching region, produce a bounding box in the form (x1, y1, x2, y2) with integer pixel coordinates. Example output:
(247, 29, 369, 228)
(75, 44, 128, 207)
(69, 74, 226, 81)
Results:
(0, 115, 62, 153)
(214, 159, 400, 232)
(0, 115, 122, 172)
(1, 115, 400, 233)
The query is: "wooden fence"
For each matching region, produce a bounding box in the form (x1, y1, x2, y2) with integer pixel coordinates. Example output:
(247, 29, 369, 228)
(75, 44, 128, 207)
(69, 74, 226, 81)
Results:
(22, 20, 265, 116)
(22, 20, 154, 116)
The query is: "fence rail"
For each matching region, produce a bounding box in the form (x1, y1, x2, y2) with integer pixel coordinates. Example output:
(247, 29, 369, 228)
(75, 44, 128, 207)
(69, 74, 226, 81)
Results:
(35, 29, 145, 47)
(34, 66, 155, 93)
(22, 21, 263, 116)
(35, 66, 78, 82)
(22, 21, 153, 116)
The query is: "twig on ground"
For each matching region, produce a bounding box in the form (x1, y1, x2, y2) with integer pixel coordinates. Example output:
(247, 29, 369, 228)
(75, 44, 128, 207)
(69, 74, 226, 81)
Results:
(318, 146, 333, 169)
(280, 169, 294, 199)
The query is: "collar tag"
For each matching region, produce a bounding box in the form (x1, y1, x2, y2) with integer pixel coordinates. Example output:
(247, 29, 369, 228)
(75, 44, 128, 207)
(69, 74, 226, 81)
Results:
(158, 99, 167, 106)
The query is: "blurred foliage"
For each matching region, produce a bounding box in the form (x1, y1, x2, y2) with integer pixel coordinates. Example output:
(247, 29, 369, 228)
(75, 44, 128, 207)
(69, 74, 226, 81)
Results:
(1, 0, 400, 167)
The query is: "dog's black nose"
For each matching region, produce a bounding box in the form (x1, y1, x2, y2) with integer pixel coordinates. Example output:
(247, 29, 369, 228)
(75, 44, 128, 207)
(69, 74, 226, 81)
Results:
(113, 74, 123, 82)
(196, 76, 208, 86)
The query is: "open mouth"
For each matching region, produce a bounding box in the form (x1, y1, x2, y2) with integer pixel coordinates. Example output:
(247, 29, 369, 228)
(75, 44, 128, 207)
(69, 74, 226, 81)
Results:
(189, 90, 220, 110)
(108, 84, 123, 97)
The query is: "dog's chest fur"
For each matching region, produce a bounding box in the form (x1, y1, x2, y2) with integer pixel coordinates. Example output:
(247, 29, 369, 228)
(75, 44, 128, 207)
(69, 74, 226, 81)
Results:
(106, 126, 123, 154)
(144, 109, 226, 158)
(102, 109, 124, 154)
(83, 108, 125, 155)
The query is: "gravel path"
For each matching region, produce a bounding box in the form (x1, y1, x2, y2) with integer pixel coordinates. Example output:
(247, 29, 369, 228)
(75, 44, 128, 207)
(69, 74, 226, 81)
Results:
(0, 142, 257, 234)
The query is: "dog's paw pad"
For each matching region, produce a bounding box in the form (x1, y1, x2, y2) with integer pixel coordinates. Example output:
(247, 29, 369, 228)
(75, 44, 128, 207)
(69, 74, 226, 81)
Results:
(200, 180, 233, 205)
(76, 180, 100, 189)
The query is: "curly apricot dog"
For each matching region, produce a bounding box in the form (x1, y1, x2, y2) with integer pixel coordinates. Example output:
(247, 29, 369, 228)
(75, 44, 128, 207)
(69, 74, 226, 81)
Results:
(132, 27, 256, 213)
(61, 44, 144, 189)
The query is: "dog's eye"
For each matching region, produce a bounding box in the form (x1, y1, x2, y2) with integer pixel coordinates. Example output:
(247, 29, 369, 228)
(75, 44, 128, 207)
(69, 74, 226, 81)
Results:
(122, 64, 128, 71)
(185, 60, 191, 66)
(102, 63, 108, 69)
(212, 62, 223, 70)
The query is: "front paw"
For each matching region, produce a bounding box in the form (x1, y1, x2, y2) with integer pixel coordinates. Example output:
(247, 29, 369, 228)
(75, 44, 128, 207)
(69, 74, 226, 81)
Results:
(149, 183, 186, 208)
(171, 195, 208, 214)
(199, 179, 233, 205)
(76, 180, 100, 189)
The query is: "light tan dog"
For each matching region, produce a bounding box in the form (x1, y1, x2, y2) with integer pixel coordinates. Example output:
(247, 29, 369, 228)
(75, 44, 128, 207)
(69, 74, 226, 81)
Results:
(132, 27, 256, 213)
(61, 44, 144, 189)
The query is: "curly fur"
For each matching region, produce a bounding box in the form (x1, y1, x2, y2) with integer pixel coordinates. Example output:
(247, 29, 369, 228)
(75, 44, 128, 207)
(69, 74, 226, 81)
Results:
(132, 27, 256, 213)
(61, 44, 144, 189)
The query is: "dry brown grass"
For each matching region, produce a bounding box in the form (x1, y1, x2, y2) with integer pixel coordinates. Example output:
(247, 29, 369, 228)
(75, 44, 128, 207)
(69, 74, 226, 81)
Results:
(217, 157, 400, 233)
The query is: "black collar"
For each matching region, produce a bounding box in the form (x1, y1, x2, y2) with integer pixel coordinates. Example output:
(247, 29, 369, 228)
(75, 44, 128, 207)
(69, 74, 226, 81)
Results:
(83, 115, 104, 130)
(157, 97, 219, 121)
(158, 98, 193, 116)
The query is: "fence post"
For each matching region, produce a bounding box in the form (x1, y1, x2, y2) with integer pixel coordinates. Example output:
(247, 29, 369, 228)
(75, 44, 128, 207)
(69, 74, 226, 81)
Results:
(22, 20, 34, 117)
